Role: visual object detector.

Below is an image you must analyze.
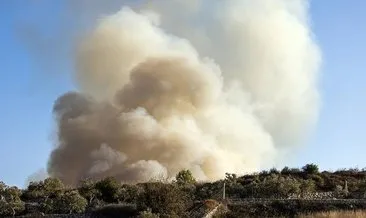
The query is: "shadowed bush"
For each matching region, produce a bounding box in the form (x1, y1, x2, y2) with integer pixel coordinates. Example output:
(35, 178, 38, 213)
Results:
(91, 204, 138, 218)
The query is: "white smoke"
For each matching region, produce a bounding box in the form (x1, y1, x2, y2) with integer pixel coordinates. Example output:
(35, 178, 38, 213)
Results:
(25, 168, 49, 187)
(47, 0, 321, 185)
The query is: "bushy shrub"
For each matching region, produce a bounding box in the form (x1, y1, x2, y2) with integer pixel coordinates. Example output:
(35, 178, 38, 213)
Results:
(138, 208, 160, 218)
(0, 184, 25, 216)
(137, 182, 191, 217)
(95, 177, 121, 203)
(53, 190, 87, 214)
(91, 203, 138, 218)
(176, 170, 196, 185)
(302, 164, 319, 175)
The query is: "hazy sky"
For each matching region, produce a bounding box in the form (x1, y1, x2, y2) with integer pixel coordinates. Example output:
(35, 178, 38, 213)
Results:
(0, 0, 365, 187)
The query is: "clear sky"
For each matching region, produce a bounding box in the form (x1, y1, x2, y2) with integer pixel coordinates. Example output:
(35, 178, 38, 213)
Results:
(0, 1, 365, 187)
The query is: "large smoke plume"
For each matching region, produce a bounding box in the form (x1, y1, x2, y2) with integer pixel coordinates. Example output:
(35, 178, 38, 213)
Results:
(48, 0, 321, 186)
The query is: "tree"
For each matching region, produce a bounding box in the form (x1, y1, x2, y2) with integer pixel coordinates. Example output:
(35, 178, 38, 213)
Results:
(137, 183, 191, 218)
(281, 167, 291, 175)
(23, 181, 44, 200)
(53, 190, 87, 214)
(95, 177, 121, 203)
(0, 181, 6, 192)
(23, 177, 65, 201)
(118, 184, 143, 204)
(175, 170, 196, 185)
(269, 168, 280, 174)
(78, 179, 100, 204)
(300, 179, 316, 194)
(225, 173, 238, 184)
(281, 167, 301, 175)
(302, 164, 319, 174)
(0, 185, 25, 216)
(43, 178, 64, 194)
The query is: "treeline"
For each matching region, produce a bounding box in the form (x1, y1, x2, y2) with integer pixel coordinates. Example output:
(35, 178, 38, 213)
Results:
(223, 199, 366, 218)
(0, 164, 366, 217)
(225, 164, 366, 199)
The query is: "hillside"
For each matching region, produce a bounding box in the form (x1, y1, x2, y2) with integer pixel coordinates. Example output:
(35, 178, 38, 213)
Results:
(1, 164, 366, 217)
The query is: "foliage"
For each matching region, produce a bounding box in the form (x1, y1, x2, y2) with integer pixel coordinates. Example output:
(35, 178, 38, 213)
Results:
(38, 190, 87, 214)
(269, 168, 280, 174)
(0, 200, 25, 217)
(281, 167, 302, 175)
(1, 164, 366, 217)
(52, 190, 87, 214)
(78, 178, 100, 204)
(23, 177, 64, 201)
(95, 177, 121, 203)
(0, 181, 6, 192)
(300, 210, 366, 218)
(302, 164, 320, 174)
(138, 208, 160, 218)
(137, 182, 191, 218)
(299, 179, 316, 194)
(0, 185, 25, 216)
(225, 200, 366, 218)
(225, 173, 238, 184)
(175, 170, 196, 185)
(118, 183, 144, 203)
(195, 181, 223, 200)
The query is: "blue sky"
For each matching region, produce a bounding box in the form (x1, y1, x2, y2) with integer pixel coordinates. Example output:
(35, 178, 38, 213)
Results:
(0, 1, 365, 187)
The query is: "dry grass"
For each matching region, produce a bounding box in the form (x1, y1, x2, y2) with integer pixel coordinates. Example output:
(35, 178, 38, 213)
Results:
(204, 199, 220, 210)
(299, 210, 366, 218)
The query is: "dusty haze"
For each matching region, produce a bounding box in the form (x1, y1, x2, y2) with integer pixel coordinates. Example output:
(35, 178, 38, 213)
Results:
(47, 0, 321, 186)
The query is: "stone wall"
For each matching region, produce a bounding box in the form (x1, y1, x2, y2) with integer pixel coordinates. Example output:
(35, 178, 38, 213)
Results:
(287, 191, 336, 200)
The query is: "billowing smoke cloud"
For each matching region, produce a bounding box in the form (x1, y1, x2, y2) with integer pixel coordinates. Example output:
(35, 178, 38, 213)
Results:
(48, 0, 321, 186)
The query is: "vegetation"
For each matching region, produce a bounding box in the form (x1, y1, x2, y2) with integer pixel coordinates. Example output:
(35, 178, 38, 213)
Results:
(302, 163, 320, 175)
(0, 165, 366, 217)
(0, 182, 24, 217)
(175, 169, 196, 185)
(299, 210, 366, 218)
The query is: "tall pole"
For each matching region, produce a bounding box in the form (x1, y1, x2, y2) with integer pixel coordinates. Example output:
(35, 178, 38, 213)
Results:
(344, 180, 349, 196)
(223, 181, 226, 200)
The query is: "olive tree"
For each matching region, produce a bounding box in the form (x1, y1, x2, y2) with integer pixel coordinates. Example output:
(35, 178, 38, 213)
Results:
(78, 179, 100, 204)
(302, 164, 319, 175)
(176, 170, 196, 185)
(53, 190, 88, 214)
(0, 184, 25, 217)
(137, 182, 191, 217)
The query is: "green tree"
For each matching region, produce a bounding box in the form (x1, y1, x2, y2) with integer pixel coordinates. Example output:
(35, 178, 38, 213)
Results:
(302, 164, 319, 174)
(53, 190, 88, 214)
(23, 177, 64, 201)
(43, 178, 64, 194)
(137, 183, 191, 218)
(0, 181, 6, 192)
(300, 179, 316, 194)
(225, 173, 238, 184)
(78, 179, 100, 204)
(281, 167, 291, 175)
(23, 181, 45, 200)
(40, 197, 54, 214)
(269, 168, 280, 174)
(359, 180, 366, 192)
(0, 185, 25, 217)
(118, 184, 143, 204)
(175, 170, 196, 185)
(281, 167, 302, 175)
(95, 177, 121, 203)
